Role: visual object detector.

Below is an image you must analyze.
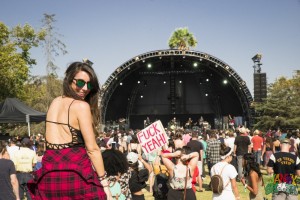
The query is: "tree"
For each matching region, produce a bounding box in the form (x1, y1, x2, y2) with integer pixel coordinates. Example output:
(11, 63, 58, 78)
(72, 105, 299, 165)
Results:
(0, 22, 45, 102)
(168, 27, 197, 50)
(253, 72, 300, 131)
(41, 14, 68, 108)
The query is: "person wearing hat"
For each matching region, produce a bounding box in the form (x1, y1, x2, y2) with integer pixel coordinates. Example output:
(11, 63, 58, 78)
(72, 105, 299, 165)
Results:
(127, 152, 152, 200)
(11, 137, 37, 200)
(234, 126, 251, 181)
(267, 138, 300, 200)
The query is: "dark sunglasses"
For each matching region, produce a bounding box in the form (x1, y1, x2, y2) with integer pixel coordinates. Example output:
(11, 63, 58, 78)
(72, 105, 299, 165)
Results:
(73, 79, 93, 90)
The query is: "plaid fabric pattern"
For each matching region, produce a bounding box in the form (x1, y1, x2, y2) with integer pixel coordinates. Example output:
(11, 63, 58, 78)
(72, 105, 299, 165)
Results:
(28, 147, 106, 200)
(206, 139, 221, 164)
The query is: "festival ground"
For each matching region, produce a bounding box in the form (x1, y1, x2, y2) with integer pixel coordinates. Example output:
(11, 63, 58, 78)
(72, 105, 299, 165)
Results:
(143, 166, 300, 200)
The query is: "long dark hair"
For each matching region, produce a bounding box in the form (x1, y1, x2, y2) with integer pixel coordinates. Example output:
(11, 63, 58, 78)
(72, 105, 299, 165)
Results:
(243, 153, 262, 178)
(102, 149, 129, 176)
(63, 62, 100, 126)
(220, 143, 231, 157)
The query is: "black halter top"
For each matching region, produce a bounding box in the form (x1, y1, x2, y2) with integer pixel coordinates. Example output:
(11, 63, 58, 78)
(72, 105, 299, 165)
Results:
(45, 100, 85, 150)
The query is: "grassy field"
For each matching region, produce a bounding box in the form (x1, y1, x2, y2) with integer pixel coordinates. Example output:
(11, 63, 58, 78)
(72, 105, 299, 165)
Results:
(143, 167, 300, 200)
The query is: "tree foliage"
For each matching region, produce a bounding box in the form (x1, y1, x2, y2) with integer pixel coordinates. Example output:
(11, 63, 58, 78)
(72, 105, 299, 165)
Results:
(253, 72, 300, 131)
(168, 27, 197, 50)
(0, 22, 45, 102)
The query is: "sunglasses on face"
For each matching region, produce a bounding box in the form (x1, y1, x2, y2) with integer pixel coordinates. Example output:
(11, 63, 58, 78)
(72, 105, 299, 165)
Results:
(73, 79, 93, 90)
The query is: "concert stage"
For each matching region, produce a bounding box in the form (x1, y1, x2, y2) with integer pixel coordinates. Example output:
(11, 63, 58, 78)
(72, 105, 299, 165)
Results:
(100, 49, 253, 130)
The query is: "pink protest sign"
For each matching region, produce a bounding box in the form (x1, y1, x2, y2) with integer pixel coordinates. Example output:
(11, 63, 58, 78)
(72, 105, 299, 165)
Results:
(136, 120, 168, 154)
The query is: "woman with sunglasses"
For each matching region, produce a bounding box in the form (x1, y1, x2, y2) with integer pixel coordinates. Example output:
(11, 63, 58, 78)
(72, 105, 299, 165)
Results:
(28, 62, 111, 199)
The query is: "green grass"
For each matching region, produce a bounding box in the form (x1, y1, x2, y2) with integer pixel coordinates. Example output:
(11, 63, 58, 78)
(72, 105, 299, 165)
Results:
(143, 167, 300, 200)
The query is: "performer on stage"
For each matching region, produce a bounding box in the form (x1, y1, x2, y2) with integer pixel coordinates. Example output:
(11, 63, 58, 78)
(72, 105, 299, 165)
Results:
(185, 117, 193, 129)
(144, 117, 151, 127)
(229, 114, 235, 130)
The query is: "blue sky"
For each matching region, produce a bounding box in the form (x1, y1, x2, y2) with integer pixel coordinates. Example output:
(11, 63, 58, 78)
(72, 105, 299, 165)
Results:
(1, 0, 300, 95)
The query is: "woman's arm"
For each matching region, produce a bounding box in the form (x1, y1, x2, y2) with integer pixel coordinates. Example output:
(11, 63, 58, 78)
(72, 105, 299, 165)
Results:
(161, 151, 181, 174)
(181, 152, 199, 173)
(138, 154, 152, 173)
(230, 178, 240, 200)
(75, 102, 112, 199)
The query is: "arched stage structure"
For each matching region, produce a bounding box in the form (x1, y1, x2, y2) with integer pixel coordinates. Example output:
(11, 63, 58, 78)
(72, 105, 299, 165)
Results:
(100, 49, 254, 130)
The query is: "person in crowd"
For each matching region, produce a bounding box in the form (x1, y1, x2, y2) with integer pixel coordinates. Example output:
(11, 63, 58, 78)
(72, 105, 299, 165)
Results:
(173, 130, 185, 148)
(11, 137, 36, 200)
(267, 138, 300, 200)
(103, 131, 111, 147)
(234, 127, 251, 181)
(187, 131, 204, 192)
(27, 62, 110, 199)
(251, 129, 263, 165)
(211, 144, 240, 200)
(273, 135, 281, 153)
(206, 131, 221, 175)
(199, 135, 207, 179)
(0, 143, 20, 200)
(127, 152, 152, 200)
(102, 149, 131, 199)
(287, 132, 297, 155)
(241, 153, 264, 200)
(34, 141, 45, 171)
(161, 146, 198, 200)
(182, 130, 192, 145)
(261, 136, 273, 168)
(7, 137, 19, 159)
(128, 134, 142, 155)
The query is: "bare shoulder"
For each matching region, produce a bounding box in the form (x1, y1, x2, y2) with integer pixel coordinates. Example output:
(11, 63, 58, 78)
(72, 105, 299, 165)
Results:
(72, 100, 90, 110)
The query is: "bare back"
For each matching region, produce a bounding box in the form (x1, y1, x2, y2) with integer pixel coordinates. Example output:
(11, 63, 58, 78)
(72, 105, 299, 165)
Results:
(46, 96, 82, 145)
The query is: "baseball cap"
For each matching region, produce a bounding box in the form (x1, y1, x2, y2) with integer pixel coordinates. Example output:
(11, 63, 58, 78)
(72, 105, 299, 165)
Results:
(127, 152, 139, 164)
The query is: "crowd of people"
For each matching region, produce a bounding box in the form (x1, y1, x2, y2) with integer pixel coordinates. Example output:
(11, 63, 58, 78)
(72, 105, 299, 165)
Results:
(0, 61, 299, 200)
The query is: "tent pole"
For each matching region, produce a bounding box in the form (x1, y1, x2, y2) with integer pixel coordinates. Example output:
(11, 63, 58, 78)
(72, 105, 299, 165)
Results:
(26, 115, 31, 137)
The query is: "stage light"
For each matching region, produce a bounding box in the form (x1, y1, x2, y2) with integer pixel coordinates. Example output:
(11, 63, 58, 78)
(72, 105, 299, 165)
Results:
(179, 80, 182, 84)
(140, 95, 144, 98)
(205, 93, 208, 96)
(147, 64, 152, 68)
(137, 81, 140, 84)
(206, 78, 209, 82)
(120, 82, 123, 86)
(193, 62, 198, 67)
(163, 81, 166, 84)
(223, 80, 228, 84)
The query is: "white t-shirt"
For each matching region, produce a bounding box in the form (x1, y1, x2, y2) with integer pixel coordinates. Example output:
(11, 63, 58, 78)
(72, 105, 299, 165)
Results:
(211, 161, 238, 200)
(7, 145, 19, 159)
(225, 137, 235, 153)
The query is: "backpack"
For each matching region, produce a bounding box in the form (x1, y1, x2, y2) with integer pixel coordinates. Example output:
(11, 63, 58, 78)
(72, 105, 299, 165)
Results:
(152, 165, 169, 199)
(210, 164, 229, 194)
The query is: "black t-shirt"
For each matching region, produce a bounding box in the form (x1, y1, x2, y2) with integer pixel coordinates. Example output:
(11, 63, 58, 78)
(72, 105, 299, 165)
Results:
(0, 159, 16, 200)
(234, 135, 250, 156)
(187, 139, 203, 160)
(129, 168, 149, 193)
(267, 152, 300, 175)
